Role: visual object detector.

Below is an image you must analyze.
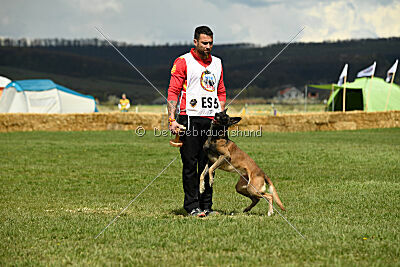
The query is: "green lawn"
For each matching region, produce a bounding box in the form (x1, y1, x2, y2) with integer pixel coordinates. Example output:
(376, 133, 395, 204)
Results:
(1, 129, 399, 265)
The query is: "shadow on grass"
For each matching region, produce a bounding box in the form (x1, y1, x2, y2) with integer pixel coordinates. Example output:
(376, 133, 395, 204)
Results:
(170, 208, 256, 217)
(171, 208, 187, 216)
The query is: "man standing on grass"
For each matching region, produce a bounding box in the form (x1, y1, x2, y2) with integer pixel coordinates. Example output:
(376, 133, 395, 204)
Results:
(167, 26, 226, 217)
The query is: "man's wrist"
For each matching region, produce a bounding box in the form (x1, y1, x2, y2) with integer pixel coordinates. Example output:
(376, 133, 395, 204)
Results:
(220, 101, 226, 111)
(169, 117, 176, 126)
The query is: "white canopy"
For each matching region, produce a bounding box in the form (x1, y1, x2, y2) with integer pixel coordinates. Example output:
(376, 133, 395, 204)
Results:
(0, 79, 97, 113)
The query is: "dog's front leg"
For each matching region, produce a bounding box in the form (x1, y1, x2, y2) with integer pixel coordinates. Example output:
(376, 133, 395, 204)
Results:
(199, 164, 209, 194)
(208, 155, 229, 188)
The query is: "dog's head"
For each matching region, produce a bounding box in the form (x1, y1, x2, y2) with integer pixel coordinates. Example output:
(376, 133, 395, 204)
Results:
(213, 109, 241, 128)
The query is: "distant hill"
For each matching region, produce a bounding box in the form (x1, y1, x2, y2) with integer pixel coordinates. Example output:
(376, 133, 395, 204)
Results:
(0, 38, 399, 103)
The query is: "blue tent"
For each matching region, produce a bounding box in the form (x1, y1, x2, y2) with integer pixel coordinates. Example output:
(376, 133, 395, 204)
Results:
(0, 79, 98, 113)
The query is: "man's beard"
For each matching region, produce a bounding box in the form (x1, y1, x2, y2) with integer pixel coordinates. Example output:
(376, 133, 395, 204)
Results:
(199, 48, 210, 57)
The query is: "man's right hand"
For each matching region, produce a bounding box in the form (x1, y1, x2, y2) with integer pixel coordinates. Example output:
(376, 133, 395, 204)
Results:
(169, 120, 184, 135)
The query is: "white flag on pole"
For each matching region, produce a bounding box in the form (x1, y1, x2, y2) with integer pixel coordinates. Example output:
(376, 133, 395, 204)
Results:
(357, 61, 376, 78)
(337, 64, 348, 86)
(386, 59, 398, 82)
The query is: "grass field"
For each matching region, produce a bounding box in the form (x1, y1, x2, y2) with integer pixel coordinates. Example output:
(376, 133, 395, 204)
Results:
(1, 128, 399, 265)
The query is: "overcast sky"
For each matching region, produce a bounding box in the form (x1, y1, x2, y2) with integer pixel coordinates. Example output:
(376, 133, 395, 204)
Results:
(1, 0, 399, 45)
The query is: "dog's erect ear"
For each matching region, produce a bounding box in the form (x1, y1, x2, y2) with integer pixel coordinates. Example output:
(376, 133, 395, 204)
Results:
(222, 108, 228, 114)
(229, 117, 241, 126)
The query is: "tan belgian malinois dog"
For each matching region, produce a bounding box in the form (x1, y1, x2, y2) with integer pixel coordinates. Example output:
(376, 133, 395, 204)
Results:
(199, 110, 285, 216)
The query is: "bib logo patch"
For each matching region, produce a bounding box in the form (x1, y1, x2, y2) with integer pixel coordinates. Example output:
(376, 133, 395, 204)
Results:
(190, 99, 197, 107)
(200, 70, 216, 92)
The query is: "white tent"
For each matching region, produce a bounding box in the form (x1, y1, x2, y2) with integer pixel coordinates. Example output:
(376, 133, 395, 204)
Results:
(0, 79, 97, 113)
(0, 76, 11, 99)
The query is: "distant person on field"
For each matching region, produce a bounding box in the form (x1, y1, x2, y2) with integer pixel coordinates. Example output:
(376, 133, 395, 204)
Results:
(118, 93, 130, 112)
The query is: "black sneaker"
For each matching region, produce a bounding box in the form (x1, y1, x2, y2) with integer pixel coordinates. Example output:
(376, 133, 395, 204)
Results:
(188, 208, 206, 217)
(204, 209, 219, 216)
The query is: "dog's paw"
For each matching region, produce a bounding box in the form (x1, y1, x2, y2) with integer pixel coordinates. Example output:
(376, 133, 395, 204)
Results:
(267, 210, 274, 217)
(199, 183, 205, 194)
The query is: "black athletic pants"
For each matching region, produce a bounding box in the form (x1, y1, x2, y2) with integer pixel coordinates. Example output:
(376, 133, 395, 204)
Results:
(178, 115, 213, 213)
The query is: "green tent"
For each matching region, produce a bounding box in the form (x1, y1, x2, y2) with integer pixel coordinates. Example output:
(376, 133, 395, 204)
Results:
(309, 77, 400, 111)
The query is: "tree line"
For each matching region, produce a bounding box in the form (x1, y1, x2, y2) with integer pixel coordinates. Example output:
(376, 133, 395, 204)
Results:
(0, 37, 399, 103)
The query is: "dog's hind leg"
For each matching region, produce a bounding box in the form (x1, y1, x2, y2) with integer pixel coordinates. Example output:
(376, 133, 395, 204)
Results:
(235, 175, 259, 212)
(235, 175, 250, 197)
(262, 193, 274, 216)
(243, 196, 260, 213)
(246, 181, 274, 216)
(199, 164, 209, 194)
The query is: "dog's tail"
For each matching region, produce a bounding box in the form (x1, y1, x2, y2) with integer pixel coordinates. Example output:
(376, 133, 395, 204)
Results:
(265, 175, 285, 211)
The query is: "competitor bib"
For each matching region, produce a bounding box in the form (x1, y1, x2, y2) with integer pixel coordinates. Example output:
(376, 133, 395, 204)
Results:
(182, 52, 222, 116)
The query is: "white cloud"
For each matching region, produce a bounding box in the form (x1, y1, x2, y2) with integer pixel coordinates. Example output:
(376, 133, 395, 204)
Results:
(1, 16, 10, 26)
(363, 2, 400, 38)
(0, 0, 399, 45)
(272, 0, 400, 43)
(302, 1, 364, 42)
(69, 0, 122, 14)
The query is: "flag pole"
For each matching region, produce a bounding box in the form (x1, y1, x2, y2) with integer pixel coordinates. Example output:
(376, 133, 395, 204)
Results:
(304, 85, 308, 112)
(385, 72, 396, 111)
(331, 83, 335, 111)
(342, 75, 347, 112)
(365, 74, 374, 111)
